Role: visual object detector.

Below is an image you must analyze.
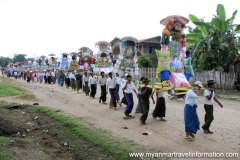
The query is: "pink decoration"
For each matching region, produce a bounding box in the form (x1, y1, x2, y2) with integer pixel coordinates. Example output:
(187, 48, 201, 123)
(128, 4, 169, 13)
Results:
(161, 44, 167, 52)
(170, 72, 191, 88)
(181, 48, 186, 59)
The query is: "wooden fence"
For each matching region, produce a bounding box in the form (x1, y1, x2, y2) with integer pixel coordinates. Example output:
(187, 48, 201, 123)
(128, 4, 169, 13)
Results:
(137, 68, 238, 90)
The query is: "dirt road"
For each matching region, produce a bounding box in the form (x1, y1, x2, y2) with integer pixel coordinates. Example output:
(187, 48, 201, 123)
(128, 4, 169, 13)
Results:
(2, 78, 240, 157)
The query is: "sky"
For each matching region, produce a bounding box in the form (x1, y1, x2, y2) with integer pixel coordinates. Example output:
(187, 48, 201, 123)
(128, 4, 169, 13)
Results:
(0, 0, 239, 58)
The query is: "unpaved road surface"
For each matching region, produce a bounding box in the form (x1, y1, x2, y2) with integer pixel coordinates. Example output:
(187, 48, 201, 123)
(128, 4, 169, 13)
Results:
(2, 78, 240, 159)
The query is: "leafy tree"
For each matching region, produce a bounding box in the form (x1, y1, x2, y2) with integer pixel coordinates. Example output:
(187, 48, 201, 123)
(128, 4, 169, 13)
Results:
(0, 57, 12, 67)
(137, 55, 153, 68)
(186, 4, 240, 72)
(13, 54, 26, 63)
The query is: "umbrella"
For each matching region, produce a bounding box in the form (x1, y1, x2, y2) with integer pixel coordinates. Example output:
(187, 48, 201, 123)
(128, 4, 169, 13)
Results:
(121, 36, 138, 43)
(160, 15, 189, 26)
(79, 47, 91, 52)
(48, 53, 56, 57)
(95, 41, 109, 46)
(69, 52, 77, 55)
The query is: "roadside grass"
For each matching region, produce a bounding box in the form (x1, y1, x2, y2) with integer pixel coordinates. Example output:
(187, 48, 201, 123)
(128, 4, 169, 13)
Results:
(0, 82, 22, 97)
(0, 77, 37, 100)
(0, 137, 10, 160)
(37, 107, 151, 160)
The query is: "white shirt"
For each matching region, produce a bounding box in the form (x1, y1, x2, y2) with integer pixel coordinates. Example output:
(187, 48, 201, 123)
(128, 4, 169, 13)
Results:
(121, 79, 126, 88)
(123, 81, 136, 94)
(106, 77, 116, 90)
(156, 91, 165, 98)
(51, 71, 56, 77)
(185, 90, 199, 107)
(98, 77, 107, 86)
(69, 73, 76, 80)
(115, 77, 121, 85)
(89, 76, 97, 86)
(83, 76, 89, 83)
(204, 89, 215, 105)
(14, 71, 18, 76)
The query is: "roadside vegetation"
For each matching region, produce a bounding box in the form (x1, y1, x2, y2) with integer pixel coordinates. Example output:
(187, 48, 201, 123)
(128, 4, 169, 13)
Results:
(0, 101, 151, 160)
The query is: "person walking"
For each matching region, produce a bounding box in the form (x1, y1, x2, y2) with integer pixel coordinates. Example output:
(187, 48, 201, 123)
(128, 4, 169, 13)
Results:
(106, 72, 117, 110)
(122, 74, 138, 117)
(58, 69, 65, 87)
(152, 85, 166, 121)
(202, 80, 223, 134)
(98, 72, 107, 104)
(184, 81, 203, 141)
(69, 70, 76, 91)
(184, 51, 195, 81)
(89, 73, 97, 98)
(135, 77, 145, 113)
(47, 71, 51, 84)
(83, 72, 90, 96)
(75, 70, 83, 93)
(139, 78, 154, 125)
(65, 70, 71, 88)
(51, 69, 56, 84)
(114, 73, 121, 104)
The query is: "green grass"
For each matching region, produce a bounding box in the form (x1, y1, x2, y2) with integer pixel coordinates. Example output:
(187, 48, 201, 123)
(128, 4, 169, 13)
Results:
(0, 77, 36, 100)
(0, 137, 11, 160)
(37, 107, 150, 160)
(0, 82, 23, 97)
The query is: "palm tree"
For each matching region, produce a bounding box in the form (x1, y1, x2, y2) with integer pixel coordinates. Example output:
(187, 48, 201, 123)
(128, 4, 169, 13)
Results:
(186, 4, 240, 72)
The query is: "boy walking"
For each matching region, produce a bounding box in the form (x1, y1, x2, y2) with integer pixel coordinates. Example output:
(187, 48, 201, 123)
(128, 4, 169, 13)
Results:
(123, 75, 138, 117)
(139, 78, 154, 125)
(202, 80, 223, 134)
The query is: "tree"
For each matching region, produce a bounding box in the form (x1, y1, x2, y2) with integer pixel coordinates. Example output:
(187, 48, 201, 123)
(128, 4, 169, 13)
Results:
(137, 55, 153, 68)
(13, 54, 26, 63)
(0, 57, 12, 67)
(186, 4, 240, 72)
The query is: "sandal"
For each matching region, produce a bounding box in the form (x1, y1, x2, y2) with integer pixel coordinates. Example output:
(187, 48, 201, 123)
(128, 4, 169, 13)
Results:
(185, 136, 194, 141)
(189, 134, 195, 138)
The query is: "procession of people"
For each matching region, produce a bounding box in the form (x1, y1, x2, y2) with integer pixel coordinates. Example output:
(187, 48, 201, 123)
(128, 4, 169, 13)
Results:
(1, 67, 223, 142)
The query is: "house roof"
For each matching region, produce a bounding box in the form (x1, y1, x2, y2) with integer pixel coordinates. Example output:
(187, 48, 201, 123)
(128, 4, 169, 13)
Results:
(137, 36, 161, 45)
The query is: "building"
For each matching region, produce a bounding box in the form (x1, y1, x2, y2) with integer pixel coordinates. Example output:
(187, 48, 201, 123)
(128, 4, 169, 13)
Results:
(136, 36, 161, 67)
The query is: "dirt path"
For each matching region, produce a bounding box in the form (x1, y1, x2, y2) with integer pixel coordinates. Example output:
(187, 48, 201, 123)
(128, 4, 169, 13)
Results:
(2, 78, 240, 156)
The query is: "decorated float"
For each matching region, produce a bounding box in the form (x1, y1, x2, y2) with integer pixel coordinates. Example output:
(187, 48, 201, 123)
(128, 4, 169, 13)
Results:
(78, 47, 94, 70)
(68, 52, 79, 71)
(47, 54, 58, 69)
(94, 41, 112, 74)
(112, 36, 141, 76)
(59, 53, 70, 69)
(155, 15, 193, 99)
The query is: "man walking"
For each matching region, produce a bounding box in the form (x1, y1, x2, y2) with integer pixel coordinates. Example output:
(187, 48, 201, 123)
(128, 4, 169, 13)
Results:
(202, 80, 223, 134)
(89, 73, 97, 98)
(115, 73, 121, 104)
(98, 72, 107, 104)
(122, 74, 138, 117)
(106, 72, 117, 110)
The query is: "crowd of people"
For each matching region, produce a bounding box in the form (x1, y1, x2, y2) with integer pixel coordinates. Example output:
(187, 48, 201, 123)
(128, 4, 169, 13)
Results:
(0, 67, 223, 141)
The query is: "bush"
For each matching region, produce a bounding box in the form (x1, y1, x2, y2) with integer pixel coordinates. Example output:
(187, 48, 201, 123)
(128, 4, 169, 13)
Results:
(137, 55, 153, 68)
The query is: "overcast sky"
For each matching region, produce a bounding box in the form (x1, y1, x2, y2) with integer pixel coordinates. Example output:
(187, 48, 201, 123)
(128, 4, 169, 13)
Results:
(0, 0, 239, 58)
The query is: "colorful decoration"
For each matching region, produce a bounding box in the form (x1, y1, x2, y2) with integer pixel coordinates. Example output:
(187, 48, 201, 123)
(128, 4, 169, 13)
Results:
(68, 52, 79, 71)
(184, 56, 195, 81)
(60, 53, 69, 69)
(113, 36, 140, 75)
(78, 47, 94, 70)
(95, 41, 112, 68)
(156, 50, 171, 74)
